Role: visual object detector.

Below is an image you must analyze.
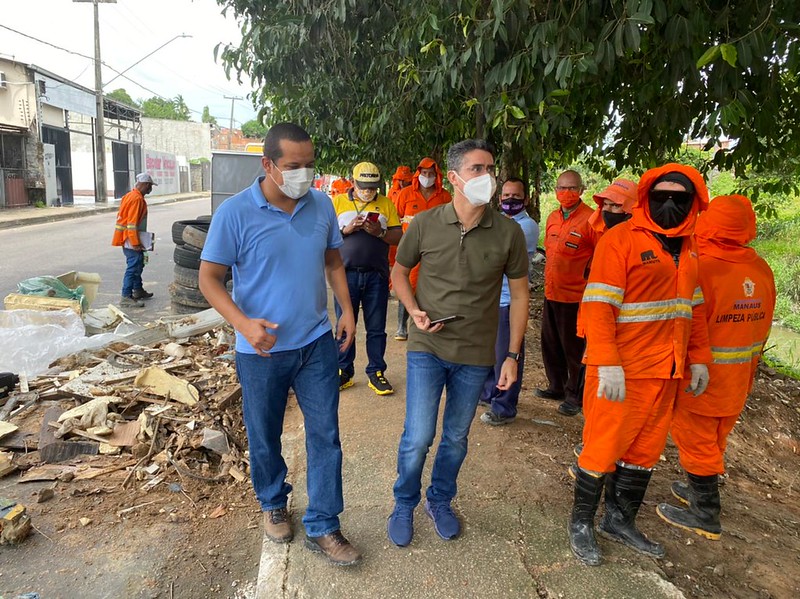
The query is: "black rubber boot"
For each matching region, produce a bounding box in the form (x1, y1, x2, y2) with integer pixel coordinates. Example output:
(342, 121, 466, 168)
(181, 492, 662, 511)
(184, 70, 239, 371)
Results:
(657, 473, 722, 540)
(569, 468, 606, 566)
(598, 464, 665, 558)
(671, 481, 690, 506)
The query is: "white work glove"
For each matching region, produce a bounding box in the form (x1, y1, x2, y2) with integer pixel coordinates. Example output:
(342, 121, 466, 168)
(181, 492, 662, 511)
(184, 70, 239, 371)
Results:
(686, 364, 710, 396)
(597, 366, 626, 402)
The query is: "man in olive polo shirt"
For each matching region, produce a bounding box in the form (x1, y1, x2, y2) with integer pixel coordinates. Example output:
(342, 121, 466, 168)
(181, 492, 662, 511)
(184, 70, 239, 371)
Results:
(387, 139, 529, 547)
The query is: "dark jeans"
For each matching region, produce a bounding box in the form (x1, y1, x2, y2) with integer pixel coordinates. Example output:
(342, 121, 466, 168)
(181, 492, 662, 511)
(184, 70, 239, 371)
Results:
(540, 298, 585, 406)
(480, 305, 525, 418)
(235, 332, 343, 537)
(334, 269, 389, 376)
(393, 351, 492, 507)
(121, 247, 145, 297)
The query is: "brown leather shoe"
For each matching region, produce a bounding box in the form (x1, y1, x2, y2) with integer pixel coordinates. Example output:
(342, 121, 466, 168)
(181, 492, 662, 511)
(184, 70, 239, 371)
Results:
(263, 508, 293, 543)
(304, 530, 362, 566)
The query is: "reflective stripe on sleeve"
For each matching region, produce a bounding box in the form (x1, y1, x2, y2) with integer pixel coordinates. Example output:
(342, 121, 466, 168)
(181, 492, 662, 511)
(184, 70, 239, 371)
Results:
(582, 282, 624, 308)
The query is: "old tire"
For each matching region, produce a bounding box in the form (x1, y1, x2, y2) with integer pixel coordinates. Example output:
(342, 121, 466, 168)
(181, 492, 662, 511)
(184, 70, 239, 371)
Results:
(174, 264, 200, 288)
(169, 282, 210, 308)
(174, 244, 202, 269)
(171, 301, 202, 315)
(182, 224, 209, 249)
(172, 219, 208, 245)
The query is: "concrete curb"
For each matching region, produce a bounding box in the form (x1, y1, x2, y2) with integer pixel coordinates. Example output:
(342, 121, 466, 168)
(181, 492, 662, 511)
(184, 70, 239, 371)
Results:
(0, 193, 209, 231)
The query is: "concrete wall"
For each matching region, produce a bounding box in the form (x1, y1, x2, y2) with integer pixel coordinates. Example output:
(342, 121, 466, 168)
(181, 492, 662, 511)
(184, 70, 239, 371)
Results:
(141, 117, 211, 162)
(0, 59, 36, 130)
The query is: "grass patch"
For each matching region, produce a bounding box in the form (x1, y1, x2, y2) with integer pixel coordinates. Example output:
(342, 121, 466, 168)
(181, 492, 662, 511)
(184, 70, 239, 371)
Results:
(763, 354, 800, 380)
(752, 214, 800, 333)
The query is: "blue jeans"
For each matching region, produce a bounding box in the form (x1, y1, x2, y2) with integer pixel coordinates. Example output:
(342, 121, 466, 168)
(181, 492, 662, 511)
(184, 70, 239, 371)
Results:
(121, 247, 145, 297)
(480, 305, 525, 418)
(236, 332, 343, 537)
(334, 269, 389, 376)
(393, 351, 492, 507)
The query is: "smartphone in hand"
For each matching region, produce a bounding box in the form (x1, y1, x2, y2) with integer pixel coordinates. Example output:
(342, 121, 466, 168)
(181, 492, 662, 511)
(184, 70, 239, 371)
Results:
(365, 212, 380, 222)
(429, 315, 463, 325)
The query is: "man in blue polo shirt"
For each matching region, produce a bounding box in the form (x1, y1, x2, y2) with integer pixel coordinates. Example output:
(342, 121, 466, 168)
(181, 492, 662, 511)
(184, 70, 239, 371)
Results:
(198, 123, 361, 567)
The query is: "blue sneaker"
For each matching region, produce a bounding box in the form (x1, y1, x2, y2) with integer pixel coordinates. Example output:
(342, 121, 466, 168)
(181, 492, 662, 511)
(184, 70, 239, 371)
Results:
(387, 504, 414, 547)
(425, 500, 460, 540)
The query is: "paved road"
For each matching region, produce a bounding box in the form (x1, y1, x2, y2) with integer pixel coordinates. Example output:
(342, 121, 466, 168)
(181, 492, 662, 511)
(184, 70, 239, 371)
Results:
(0, 198, 211, 322)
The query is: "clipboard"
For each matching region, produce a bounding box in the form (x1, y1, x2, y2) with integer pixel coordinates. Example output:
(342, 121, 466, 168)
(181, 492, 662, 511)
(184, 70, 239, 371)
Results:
(124, 231, 154, 251)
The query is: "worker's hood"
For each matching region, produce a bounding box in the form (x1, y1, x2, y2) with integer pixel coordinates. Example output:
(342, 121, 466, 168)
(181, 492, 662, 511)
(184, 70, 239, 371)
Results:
(630, 163, 709, 237)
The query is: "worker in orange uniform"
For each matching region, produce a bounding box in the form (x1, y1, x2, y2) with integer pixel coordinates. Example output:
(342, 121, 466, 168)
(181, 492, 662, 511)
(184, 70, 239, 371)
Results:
(568, 164, 712, 567)
(389, 166, 413, 205)
(563, 178, 639, 418)
(388, 166, 414, 281)
(330, 177, 353, 197)
(538, 170, 595, 410)
(393, 157, 452, 340)
(657, 195, 775, 540)
(112, 172, 157, 308)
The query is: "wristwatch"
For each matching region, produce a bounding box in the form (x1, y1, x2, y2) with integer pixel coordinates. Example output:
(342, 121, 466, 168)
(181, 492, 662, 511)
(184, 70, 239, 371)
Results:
(506, 351, 520, 361)
(378, 228, 387, 239)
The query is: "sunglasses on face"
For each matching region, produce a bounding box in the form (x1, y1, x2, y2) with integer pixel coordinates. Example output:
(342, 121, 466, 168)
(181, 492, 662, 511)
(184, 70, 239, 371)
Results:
(648, 189, 694, 204)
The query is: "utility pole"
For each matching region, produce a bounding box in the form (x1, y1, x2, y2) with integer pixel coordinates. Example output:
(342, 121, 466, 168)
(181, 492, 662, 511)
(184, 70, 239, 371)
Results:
(224, 95, 242, 150)
(74, 0, 116, 203)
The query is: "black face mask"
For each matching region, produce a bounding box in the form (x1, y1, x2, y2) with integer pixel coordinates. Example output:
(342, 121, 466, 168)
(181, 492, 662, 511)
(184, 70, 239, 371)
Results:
(648, 190, 694, 229)
(602, 211, 630, 229)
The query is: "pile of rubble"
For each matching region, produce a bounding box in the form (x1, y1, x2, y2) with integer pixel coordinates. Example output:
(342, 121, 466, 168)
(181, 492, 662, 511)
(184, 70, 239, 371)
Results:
(0, 309, 250, 544)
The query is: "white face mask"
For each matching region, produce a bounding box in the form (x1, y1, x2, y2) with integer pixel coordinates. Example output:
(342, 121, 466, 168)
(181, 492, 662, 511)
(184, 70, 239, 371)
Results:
(271, 166, 314, 200)
(355, 187, 377, 202)
(418, 174, 435, 189)
(455, 173, 496, 206)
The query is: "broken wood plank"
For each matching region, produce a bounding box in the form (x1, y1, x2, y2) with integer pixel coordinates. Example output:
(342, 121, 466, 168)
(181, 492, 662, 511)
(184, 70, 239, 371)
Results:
(0, 421, 18, 441)
(168, 308, 224, 339)
(100, 359, 194, 385)
(73, 459, 136, 481)
(134, 367, 198, 406)
(19, 464, 77, 482)
(106, 420, 140, 447)
(215, 385, 242, 410)
(0, 452, 16, 478)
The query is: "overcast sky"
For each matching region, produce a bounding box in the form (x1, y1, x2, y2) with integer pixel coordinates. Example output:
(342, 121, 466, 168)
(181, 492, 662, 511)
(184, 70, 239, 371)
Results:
(1, 0, 258, 127)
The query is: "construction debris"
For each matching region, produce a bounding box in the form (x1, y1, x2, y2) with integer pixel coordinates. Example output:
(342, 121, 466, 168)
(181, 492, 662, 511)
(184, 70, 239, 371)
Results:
(1, 497, 32, 544)
(0, 308, 248, 525)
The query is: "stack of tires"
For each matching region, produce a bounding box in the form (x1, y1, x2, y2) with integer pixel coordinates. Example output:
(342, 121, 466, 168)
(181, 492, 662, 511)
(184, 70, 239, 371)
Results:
(171, 217, 212, 314)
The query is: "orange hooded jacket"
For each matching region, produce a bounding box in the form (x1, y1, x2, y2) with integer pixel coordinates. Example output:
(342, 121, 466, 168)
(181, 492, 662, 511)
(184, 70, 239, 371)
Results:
(543, 200, 595, 303)
(111, 188, 147, 247)
(388, 166, 413, 207)
(394, 158, 452, 291)
(675, 195, 775, 415)
(581, 163, 712, 379)
(330, 178, 353, 197)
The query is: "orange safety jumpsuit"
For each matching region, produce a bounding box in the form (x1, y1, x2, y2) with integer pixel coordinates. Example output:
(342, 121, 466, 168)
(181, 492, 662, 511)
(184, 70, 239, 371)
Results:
(577, 179, 638, 338)
(671, 195, 776, 476)
(543, 202, 595, 302)
(111, 188, 147, 247)
(388, 166, 414, 275)
(578, 164, 712, 474)
(394, 157, 451, 291)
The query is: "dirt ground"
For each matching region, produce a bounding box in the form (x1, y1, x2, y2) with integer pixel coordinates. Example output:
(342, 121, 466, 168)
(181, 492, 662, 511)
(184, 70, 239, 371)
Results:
(1, 290, 798, 598)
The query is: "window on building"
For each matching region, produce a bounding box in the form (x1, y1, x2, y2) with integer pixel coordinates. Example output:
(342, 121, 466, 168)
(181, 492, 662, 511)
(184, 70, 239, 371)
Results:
(0, 134, 25, 170)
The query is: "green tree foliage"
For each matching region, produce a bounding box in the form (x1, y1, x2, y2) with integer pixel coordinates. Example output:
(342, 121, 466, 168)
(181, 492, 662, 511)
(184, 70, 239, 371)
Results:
(201, 106, 218, 125)
(241, 118, 267, 138)
(216, 0, 800, 206)
(106, 88, 138, 107)
(141, 95, 191, 121)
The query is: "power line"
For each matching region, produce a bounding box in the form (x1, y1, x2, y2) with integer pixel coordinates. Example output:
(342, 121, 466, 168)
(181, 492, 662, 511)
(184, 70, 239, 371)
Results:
(0, 22, 244, 125)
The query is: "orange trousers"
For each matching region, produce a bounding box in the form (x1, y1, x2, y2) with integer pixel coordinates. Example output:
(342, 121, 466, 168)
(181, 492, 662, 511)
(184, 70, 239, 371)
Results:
(670, 404, 738, 476)
(578, 366, 679, 473)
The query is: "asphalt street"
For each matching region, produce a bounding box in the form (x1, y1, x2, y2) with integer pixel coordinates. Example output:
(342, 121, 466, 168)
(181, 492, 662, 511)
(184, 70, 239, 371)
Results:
(0, 197, 211, 322)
